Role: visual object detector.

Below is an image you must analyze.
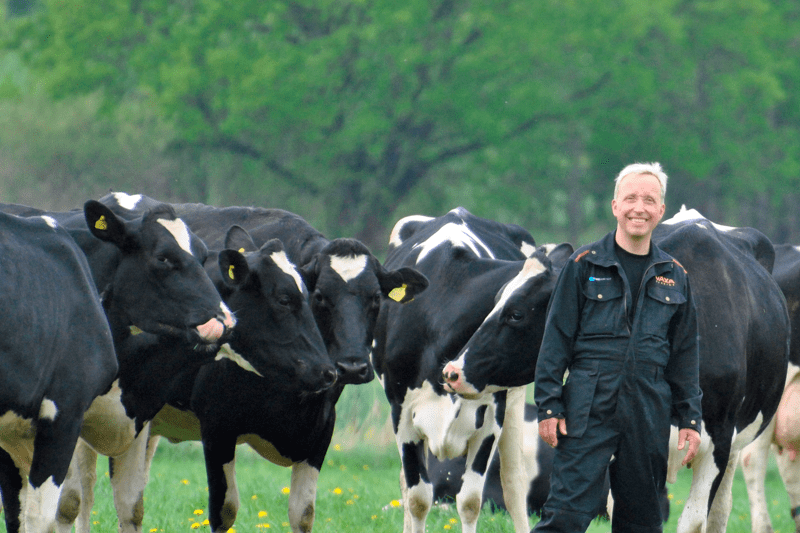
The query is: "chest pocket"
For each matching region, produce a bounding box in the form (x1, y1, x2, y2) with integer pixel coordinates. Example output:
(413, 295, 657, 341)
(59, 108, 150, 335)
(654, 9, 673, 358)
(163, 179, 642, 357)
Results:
(640, 283, 686, 337)
(580, 279, 625, 337)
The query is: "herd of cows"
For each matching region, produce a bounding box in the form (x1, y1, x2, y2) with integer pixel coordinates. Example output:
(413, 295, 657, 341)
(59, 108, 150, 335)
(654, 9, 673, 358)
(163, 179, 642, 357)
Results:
(0, 192, 798, 533)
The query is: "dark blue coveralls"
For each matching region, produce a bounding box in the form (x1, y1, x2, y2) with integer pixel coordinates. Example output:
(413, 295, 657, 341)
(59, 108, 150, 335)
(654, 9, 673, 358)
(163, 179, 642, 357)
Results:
(533, 231, 702, 533)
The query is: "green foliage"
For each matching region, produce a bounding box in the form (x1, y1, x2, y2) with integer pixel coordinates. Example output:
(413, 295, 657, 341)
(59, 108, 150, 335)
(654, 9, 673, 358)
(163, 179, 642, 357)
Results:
(3, 0, 800, 248)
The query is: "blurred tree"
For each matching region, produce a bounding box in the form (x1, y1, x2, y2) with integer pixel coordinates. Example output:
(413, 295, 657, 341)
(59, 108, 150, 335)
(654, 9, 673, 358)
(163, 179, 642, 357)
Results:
(5, 0, 800, 250)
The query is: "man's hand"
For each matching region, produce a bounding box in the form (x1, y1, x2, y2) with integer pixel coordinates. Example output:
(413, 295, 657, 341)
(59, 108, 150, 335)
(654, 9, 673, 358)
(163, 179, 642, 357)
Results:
(539, 417, 567, 448)
(678, 427, 701, 466)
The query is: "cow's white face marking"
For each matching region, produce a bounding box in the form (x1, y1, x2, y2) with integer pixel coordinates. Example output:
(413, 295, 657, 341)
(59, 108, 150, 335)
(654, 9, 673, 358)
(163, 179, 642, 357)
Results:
(270, 250, 305, 294)
(113, 192, 143, 211)
(487, 257, 547, 320)
(330, 254, 368, 283)
(413, 222, 495, 264)
(40, 216, 58, 229)
(519, 241, 537, 258)
(39, 399, 57, 421)
(663, 206, 735, 232)
(157, 218, 193, 255)
(389, 215, 433, 248)
(215, 343, 263, 377)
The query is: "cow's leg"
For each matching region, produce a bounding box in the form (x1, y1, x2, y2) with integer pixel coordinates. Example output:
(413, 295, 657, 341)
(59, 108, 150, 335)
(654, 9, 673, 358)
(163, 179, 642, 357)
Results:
(774, 444, 800, 532)
(288, 461, 319, 533)
(203, 434, 240, 533)
(457, 434, 496, 533)
(0, 446, 25, 533)
(110, 424, 156, 533)
(741, 419, 776, 533)
(674, 429, 719, 533)
(705, 448, 739, 533)
(398, 439, 432, 533)
(26, 414, 86, 533)
(498, 386, 529, 533)
(55, 438, 98, 533)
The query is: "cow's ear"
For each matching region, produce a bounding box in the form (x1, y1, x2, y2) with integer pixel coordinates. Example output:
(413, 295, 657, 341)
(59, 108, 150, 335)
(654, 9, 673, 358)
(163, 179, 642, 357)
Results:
(218, 249, 250, 286)
(224, 225, 257, 254)
(546, 242, 574, 270)
(379, 266, 429, 304)
(84, 200, 128, 246)
(299, 255, 320, 293)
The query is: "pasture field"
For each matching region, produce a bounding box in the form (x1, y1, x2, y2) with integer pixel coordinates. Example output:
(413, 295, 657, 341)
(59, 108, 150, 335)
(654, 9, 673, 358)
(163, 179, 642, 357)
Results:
(0, 380, 794, 532)
(14, 435, 792, 533)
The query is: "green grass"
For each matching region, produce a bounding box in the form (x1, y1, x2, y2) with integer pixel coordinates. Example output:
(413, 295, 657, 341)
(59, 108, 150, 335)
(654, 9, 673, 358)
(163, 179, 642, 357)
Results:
(0, 382, 795, 532)
(62, 436, 794, 533)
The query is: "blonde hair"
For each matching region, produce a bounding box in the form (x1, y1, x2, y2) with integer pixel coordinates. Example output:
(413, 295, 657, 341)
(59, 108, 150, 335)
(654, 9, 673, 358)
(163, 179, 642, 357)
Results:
(614, 162, 668, 202)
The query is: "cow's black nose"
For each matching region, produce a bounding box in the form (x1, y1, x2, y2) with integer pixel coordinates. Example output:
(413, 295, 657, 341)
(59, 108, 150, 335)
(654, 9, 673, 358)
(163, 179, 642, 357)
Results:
(322, 368, 337, 388)
(336, 361, 373, 384)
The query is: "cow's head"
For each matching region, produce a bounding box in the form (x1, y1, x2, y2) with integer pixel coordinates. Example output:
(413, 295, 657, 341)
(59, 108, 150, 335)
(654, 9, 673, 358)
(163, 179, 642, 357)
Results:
(83, 200, 235, 347)
(214, 235, 336, 392)
(442, 243, 573, 398)
(298, 238, 429, 385)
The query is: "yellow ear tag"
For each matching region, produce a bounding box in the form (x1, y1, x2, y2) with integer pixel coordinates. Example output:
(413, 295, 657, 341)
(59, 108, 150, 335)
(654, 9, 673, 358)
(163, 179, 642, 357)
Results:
(228, 264, 236, 280)
(388, 284, 408, 303)
(239, 248, 245, 253)
(95, 215, 108, 231)
(129, 325, 143, 336)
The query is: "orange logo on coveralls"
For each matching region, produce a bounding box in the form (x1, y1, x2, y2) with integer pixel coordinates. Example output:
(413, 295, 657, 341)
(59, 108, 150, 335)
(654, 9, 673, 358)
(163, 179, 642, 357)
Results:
(655, 276, 675, 286)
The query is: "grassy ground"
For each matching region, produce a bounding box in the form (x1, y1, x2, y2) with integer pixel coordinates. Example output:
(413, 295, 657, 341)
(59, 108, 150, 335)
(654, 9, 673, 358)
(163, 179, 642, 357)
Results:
(67, 436, 795, 533)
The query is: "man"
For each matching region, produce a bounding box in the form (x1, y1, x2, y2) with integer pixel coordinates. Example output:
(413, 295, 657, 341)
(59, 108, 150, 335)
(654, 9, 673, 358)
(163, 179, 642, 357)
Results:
(532, 162, 702, 532)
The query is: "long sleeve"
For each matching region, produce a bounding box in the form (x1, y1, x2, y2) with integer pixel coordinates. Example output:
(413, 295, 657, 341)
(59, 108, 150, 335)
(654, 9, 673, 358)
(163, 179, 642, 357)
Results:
(534, 255, 584, 421)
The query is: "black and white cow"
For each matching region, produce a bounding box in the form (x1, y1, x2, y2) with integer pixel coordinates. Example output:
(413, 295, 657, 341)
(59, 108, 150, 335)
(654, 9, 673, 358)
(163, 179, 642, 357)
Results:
(0, 211, 118, 533)
(70, 193, 427, 533)
(1, 199, 242, 532)
(444, 207, 790, 533)
(371, 207, 572, 533)
(740, 242, 800, 533)
(99, 191, 425, 385)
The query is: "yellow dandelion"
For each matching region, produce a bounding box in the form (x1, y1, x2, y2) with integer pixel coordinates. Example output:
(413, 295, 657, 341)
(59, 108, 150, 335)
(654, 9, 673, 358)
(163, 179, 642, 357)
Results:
(190, 524, 200, 530)
(282, 522, 290, 527)
(668, 493, 674, 500)
(326, 518, 332, 522)
(92, 511, 98, 516)
(281, 486, 291, 494)
(333, 487, 343, 495)
(327, 459, 335, 466)
(202, 519, 209, 526)
(251, 494, 258, 500)
(258, 511, 268, 518)
(150, 529, 159, 532)
(371, 515, 378, 520)
(93, 521, 99, 525)
(346, 500, 354, 505)
(333, 444, 342, 451)
(449, 518, 458, 524)
(181, 479, 189, 485)
(363, 464, 369, 470)
(193, 509, 204, 515)
(339, 464, 347, 471)
(390, 499, 401, 508)
(353, 494, 360, 499)
(443, 526, 451, 530)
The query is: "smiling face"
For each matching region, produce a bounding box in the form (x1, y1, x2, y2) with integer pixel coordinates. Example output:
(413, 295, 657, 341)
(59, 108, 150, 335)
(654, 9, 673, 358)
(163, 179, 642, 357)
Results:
(611, 172, 666, 250)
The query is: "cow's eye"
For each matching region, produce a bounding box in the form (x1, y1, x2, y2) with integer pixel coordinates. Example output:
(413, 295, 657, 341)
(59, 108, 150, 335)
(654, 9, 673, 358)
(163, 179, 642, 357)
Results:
(313, 292, 328, 307)
(155, 255, 173, 268)
(507, 310, 524, 323)
(277, 294, 293, 308)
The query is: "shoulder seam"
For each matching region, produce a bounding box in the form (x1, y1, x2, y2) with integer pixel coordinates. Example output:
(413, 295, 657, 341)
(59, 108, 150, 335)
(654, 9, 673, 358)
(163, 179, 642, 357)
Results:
(672, 258, 687, 274)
